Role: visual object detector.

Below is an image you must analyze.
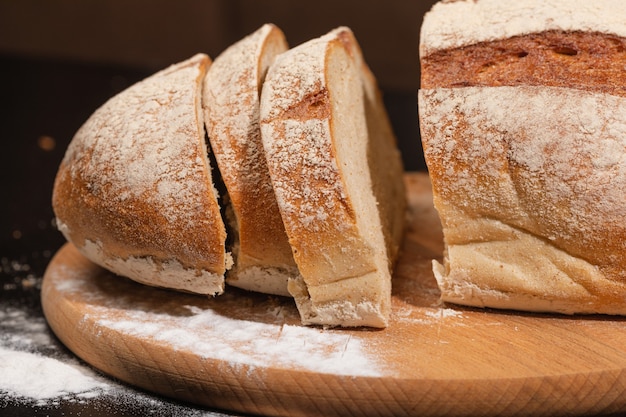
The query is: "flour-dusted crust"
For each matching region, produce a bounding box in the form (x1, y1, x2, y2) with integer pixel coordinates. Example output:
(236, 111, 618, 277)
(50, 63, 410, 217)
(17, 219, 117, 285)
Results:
(420, 0, 626, 57)
(53, 54, 230, 295)
(203, 24, 297, 297)
(260, 27, 406, 328)
(419, 0, 626, 314)
(420, 86, 626, 314)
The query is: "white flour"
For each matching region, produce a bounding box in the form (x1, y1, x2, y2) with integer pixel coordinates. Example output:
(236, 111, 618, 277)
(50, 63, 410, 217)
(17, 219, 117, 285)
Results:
(91, 303, 383, 377)
(394, 305, 468, 326)
(0, 307, 111, 406)
(44, 257, 384, 378)
(0, 303, 231, 416)
(0, 345, 111, 404)
(1, 254, 383, 415)
(420, 0, 626, 56)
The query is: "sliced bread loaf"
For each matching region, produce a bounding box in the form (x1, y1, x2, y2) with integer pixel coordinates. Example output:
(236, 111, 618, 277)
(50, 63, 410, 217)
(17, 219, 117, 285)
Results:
(419, 0, 626, 314)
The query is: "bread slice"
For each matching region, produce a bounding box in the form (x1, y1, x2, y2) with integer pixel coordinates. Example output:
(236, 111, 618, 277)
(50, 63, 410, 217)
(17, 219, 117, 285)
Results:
(419, 0, 626, 314)
(203, 24, 297, 296)
(260, 27, 406, 328)
(52, 54, 231, 295)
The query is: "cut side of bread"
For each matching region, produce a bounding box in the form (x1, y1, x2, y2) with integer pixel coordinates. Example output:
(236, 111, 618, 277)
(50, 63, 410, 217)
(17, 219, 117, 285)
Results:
(419, 0, 626, 314)
(203, 24, 297, 297)
(52, 54, 231, 295)
(260, 27, 406, 328)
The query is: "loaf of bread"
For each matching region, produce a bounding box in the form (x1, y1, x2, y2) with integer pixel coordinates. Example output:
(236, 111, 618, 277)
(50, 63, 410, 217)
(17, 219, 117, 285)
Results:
(53, 54, 231, 295)
(418, 0, 626, 314)
(260, 27, 406, 327)
(52, 25, 406, 328)
(203, 24, 297, 297)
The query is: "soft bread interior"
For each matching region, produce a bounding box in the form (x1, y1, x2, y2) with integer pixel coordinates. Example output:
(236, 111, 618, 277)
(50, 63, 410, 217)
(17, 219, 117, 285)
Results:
(260, 28, 404, 328)
(329, 47, 381, 264)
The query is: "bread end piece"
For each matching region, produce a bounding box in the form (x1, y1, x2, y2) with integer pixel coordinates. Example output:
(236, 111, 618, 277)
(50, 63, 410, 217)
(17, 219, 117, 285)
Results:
(52, 54, 229, 296)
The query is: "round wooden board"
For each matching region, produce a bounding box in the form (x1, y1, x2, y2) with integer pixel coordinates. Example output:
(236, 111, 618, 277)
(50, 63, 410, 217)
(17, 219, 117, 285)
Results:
(42, 173, 626, 417)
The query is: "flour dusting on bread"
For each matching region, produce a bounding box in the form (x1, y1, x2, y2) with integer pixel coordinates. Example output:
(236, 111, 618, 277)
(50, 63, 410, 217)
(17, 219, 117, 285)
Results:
(261, 27, 405, 327)
(203, 24, 297, 296)
(53, 25, 405, 328)
(53, 54, 229, 296)
(420, 0, 626, 56)
(419, 0, 626, 315)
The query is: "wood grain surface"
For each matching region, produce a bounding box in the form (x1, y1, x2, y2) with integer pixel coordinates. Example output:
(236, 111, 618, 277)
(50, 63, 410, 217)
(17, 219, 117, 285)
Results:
(41, 173, 626, 416)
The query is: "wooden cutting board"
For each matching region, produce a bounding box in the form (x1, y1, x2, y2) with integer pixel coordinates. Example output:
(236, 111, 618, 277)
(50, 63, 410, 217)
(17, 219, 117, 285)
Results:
(41, 173, 626, 417)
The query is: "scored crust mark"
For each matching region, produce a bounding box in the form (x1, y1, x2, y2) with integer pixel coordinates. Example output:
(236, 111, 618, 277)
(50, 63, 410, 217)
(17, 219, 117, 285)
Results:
(421, 31, 626, 96)
(277, 89, 331, 121)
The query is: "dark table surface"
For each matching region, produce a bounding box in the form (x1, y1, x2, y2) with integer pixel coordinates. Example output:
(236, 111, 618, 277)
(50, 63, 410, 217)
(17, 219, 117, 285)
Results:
(0, 53, 424, 416)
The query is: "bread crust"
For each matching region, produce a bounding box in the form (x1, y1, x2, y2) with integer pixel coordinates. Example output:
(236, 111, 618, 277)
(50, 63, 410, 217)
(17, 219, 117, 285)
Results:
(260, 27, 405, 327)
(203, 24, 297, 296)
(52, 54, 229, 295)
(52, 26, 405, 326)
(420, 0, 626, 314)
(420, 86, 626, 314)
(420, 0, 626, 57)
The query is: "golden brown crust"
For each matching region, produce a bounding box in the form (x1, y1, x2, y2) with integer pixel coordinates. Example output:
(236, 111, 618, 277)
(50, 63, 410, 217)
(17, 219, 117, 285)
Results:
(203, 24, 296, 296)
(261, 31, 376, 284)
(419, 0, 626, 57)
(261, 27, 406, 327)
(420, 86, 626, 314)
(52, 25, 405, 325)
(421, 31, 626, 97)
(419, 1, 626, 315)
(53, 54, 228, 295)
